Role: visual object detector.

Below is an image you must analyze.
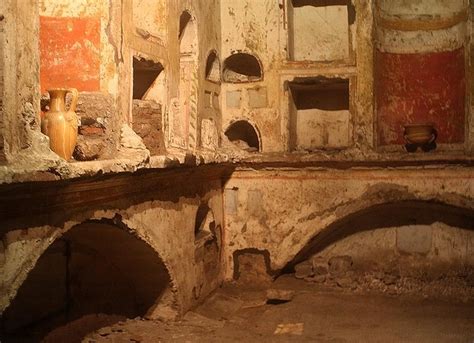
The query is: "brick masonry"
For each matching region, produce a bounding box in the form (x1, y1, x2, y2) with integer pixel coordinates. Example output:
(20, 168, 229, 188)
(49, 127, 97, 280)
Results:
(132, 100, 165, 155)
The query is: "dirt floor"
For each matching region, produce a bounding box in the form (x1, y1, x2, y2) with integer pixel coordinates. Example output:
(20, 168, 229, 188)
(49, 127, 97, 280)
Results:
(79, 275, 474, 343)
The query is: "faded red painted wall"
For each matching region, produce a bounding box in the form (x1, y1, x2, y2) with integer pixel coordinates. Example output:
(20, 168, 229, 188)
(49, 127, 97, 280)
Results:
(40, 16, 100, 93)
(376, 48, 465, 145)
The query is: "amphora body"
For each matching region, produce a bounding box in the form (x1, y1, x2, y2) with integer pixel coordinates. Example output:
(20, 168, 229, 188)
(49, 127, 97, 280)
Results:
(41, 88, 79, 160)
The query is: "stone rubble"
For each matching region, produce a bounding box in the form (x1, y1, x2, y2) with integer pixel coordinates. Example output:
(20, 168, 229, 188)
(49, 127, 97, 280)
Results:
(295, 255, 474, 302)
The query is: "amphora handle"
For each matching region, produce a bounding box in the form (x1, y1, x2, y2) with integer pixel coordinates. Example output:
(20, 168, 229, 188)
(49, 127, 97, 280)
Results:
(67, 88, 79, 112)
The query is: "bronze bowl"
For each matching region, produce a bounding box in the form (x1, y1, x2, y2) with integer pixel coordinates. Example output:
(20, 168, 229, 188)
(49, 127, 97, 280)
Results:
(403, 124, 437, 152)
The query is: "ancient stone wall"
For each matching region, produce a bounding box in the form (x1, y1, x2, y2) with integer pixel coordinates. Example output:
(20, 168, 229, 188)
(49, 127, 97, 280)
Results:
(132, 100, 165, 155)
(0, 167, 227, 315)
(0, 0, 473, 329)
(223, 167, 474, 278)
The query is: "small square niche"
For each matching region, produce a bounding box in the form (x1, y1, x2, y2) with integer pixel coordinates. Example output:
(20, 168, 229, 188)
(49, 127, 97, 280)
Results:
(288, 0, 353, 62)
(289, 77, 351, 151)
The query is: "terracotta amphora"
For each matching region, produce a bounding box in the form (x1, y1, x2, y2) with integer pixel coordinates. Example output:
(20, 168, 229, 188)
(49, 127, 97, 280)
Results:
(41, 88, 79, 160)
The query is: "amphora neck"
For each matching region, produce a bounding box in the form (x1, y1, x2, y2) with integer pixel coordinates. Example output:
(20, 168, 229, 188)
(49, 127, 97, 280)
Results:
(48, 89, 68, 112)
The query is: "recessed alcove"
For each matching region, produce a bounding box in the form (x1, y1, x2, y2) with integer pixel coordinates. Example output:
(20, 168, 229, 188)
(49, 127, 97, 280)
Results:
(195, 203, 216, 242)
(1, 222, 172, 342)
(287, 0, 353, 61)
(205, 51, 221, 83)
(132, 57, 164, 100)
(222, 53, 263, 83)
(224, 120, 260, 152)
(179, 11, 197, 55)
(284, 201, 474, 278)
(289, 77, 350, 151)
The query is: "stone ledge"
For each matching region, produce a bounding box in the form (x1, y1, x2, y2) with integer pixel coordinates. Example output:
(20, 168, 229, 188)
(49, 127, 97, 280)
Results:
(0, 142, 472, 185)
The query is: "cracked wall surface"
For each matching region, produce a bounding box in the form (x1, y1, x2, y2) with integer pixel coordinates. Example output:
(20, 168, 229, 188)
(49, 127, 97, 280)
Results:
(0, 0, 473, 330)
(0, 169, 226, 316)
(223, 168, 474, 277)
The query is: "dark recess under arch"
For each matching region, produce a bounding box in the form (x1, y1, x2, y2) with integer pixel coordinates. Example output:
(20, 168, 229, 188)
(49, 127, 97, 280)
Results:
(225, 120, 260, 152)
(223, 53, 262, 83)
(283, 201, 474, 273)
(1, 221, 171, 342)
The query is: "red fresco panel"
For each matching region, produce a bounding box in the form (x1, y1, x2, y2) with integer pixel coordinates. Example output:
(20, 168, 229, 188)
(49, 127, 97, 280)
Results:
(40, 16, 100, 93)
(376, 48, 465, 145)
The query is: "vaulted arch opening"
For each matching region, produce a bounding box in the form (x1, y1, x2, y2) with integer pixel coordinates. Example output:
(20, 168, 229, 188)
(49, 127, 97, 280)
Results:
(283, 201, 474, 278)
(176, 10, 199, 148)
(224, 120, 260, 152)
(205, 51, 221, 83)
(223, 53, 263, 83)
(193, 203, 222, 297)
(1, 221, 173, 342)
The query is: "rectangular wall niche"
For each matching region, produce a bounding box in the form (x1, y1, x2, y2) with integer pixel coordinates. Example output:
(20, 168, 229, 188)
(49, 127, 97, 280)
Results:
(288, 0, 352, 61)
(132, 56, 166, 156)
(289, 78, 350, 151)
(132, 56, 165, 101)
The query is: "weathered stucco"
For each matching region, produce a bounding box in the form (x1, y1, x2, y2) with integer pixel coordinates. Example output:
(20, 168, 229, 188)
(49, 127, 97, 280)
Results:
(376, 0, 469, 148)
(223, 167, 473, 276)
(0, 170, 226, 315)
(0, 0, 473, 332)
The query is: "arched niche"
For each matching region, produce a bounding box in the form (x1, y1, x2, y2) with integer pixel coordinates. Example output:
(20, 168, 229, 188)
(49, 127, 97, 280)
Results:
(205, 51, 221, 83)
(194, 203, 216, 242)
(179, 11, 198, 56)
(1, 221, 174, 342)
(222, 53, 263, 83)
(176, 10, 199, 148)
(193, 203, 221, 289)
(224, 120, 261, 152)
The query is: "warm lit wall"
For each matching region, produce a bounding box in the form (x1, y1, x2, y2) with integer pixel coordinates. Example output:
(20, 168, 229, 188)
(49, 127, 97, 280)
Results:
(39, 0, 119, 95)
(0, 171, 226, 315)
(375, 0, 468, 148)
(220, 0, 282, 152)
(223, 168, 473, 278)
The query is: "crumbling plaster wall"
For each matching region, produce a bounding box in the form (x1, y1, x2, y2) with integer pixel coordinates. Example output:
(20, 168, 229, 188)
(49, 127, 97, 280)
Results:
(375, 0, 469, 149)
(1, 0, 46, 161)
(127, 0, 221, 151)
(0, 177, 225, 316)
(220, 0, 282, 152)
(220, 0, 374, 153)
(175, 0, 222, 150)
(470, 0, 474, 153)
(39, 0, 123, 158)
(313, 221, 474, 275)
(223, 168, 473, 278)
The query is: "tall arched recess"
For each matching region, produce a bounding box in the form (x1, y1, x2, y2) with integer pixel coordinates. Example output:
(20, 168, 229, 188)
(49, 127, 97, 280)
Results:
(222, 52, 263, 83)
(1, 221, 174, 342)
(205, 50, 221, 83)
(283, 200, 474, 272)
(174, 10, 198, 149)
